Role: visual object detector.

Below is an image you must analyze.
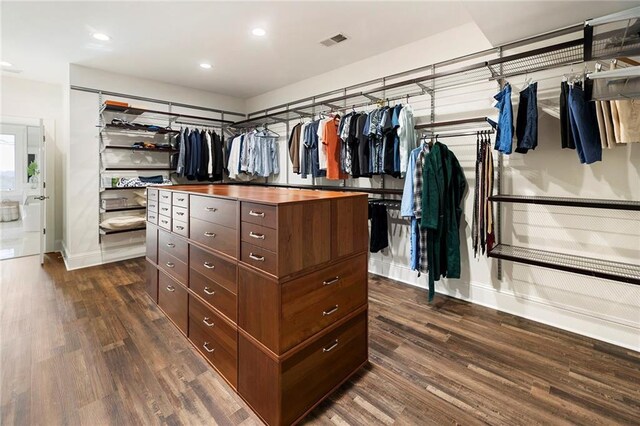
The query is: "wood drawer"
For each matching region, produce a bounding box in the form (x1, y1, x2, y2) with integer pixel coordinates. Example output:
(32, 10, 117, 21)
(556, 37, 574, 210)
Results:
(158, 190, 172, 204)
(158, 215, 171, 231)
(158, 271, 188, 335)
(240, 202, 277, 229)
(158, 250, 187, 286)
(189, 296, 237, 356)
(158, 202, 172, 217)
(146, 224, 158, 264)
(147, 200, 158, 213)
(280, 254, 368, 351)
(240, 222, 277, 252)
(190, 218, 237, 258)
(147, 211, 158, 225)
(147, 188, 158, 201)
(172, 192, 188, 208)
(190, 269, 237, 323)
(158, 229, 187, 263)
(172, 219, 189, 238)
(281, 311, 367, 425)
(190, 195, 237, 229)
(172, 205, 188, 222)
(190, 245, 237, 292)
(241, 242, 277, 276)
(145, 260, 158, 303)
(189, 318, 237, 389)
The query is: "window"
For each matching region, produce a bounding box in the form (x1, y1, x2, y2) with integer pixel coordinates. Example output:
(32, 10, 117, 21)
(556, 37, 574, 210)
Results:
(0, 134, 16, 191)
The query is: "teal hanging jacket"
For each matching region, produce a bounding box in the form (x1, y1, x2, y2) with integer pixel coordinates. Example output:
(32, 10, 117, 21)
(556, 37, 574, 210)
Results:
(420, 142, 467, 301)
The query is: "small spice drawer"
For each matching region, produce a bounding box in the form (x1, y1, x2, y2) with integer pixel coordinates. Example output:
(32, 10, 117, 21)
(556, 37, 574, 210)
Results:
(158, 190, 172, 204)
(240, 222, 277, 252)
(240, 202, 277, 229)
(158, 202, 172, 216)
(147, 188, 158, 202)
(158, 215, 172, 231)
(172, 206, 188, 222)
(240, 242, 277, 276)
(147, 200, 158, 213)
(172, 192, 189, 208)
(172, 220, 188, 238)
(147, 211, 158, 225)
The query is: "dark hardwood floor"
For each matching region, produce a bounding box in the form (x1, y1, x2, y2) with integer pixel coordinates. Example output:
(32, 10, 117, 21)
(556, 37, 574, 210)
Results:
(1, 254, 639, 425)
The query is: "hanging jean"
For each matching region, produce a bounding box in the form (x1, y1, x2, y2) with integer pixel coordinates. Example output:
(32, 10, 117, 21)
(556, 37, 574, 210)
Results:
(560, 81, 576, 149)
(493, 83, 514, 154)
(515, 82, 538, 154)
(568, 84, 602, 164)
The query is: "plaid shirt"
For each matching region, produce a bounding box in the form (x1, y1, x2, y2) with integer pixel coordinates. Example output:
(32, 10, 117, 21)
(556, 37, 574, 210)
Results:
(413, 148, 429, 274)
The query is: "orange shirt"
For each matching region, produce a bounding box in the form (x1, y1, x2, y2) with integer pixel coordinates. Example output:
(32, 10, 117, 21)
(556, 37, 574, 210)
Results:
(325, 116, 347, 180)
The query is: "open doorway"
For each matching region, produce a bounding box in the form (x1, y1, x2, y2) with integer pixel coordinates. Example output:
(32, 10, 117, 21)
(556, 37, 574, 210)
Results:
(0, 121, 46, 261)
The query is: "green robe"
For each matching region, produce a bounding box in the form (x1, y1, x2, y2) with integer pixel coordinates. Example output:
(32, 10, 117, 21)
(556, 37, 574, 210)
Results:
(420, 142, 467, 301)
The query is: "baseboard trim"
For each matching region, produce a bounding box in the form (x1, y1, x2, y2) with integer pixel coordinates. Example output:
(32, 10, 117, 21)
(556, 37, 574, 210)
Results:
(368, 259, 640, 351)
(62, 243, 145, 271)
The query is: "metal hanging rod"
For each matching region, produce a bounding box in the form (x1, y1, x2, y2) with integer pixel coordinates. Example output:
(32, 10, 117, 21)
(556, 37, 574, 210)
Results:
(223, 182, 403, 196)
(415, 117, 489, 130)
(428, 129, 495, 139)
(71, 85, 245, 117)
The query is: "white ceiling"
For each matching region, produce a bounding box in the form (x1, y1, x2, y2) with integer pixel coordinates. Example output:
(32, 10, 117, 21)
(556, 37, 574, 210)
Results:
(2, 1, 640, 99)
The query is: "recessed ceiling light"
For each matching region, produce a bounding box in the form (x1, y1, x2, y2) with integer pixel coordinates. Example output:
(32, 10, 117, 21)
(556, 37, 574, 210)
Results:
(199, 63, 212, 69)
(252, 28, 266, 37)
(92, 33, 111, 41)
(1, 61, 12, 67)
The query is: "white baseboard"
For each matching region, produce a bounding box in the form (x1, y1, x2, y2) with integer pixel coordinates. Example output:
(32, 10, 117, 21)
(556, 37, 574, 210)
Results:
(61, 242, 145, 270)
(368, 259, 640, 352)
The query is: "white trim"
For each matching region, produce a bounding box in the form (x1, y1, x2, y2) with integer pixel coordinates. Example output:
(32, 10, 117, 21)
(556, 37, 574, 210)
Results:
(369, 259, 640, 352)
(61, 242, 145, 270)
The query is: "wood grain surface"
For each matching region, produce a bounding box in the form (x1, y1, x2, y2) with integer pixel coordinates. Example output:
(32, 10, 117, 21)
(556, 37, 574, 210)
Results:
(2, 254, 639, 425)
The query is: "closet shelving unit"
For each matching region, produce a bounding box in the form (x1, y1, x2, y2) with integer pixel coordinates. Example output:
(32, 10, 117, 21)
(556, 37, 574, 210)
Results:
(228, 18, 640, 286)
(93, 95, 244, 240)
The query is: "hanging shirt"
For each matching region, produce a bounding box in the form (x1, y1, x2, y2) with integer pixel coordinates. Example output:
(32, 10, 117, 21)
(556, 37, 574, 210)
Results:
(398, 104, 416, 177)
(252, 132, 280, 177)
(317, 118, 329, 171)
(401, 147, 423, 271)
(299, 122, 309, 178)
(288, 123, 302, 173)
(325, 116, 346, 180)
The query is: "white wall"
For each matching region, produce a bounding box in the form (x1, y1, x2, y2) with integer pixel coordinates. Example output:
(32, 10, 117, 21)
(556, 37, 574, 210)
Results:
(0, 75, 65, 253)
(64, 65, 245, 269)
(244, 24, 640, 350)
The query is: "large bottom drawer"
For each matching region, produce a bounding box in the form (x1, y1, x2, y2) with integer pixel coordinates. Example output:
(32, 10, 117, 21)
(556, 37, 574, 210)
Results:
(238, 309, 368, 426)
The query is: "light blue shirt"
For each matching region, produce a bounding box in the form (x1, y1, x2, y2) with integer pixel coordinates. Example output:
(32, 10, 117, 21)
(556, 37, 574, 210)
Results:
(401, 147, 422, 271)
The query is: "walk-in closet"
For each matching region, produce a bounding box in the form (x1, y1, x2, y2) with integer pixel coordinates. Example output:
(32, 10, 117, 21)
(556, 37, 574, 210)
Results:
(1, 2, 639, 425)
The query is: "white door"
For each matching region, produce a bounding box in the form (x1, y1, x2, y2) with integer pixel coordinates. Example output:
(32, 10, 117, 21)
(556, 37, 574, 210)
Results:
(0, 122, 46, 262)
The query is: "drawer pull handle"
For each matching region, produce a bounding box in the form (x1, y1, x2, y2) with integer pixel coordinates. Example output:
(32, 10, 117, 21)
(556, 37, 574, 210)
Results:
(203, 287, 215, 296)
(204, 262, 215, 269)
(249, 210, 265, 217)
(322, 339, 339, 353)
(249, 253, 265, 262)
(161, 207, 169, 211)
(204, 207, 217, 212)
(204, 232, 216, 238)
(249, 231, 265, 240)
(323, 277, 340, 286)
(166, 243, 175, 248)
(176, 226, 185, 230)
(162, 195, 169, 199)
(176, 212, 184, 216)
(166, 262, 175, 268)
(166, 285, 175, 292)
(322, 305, 339, 316)
(203, 342, 215, 353)
(177, 197, 185, 202)
(202, 317, 215, 327)
(161, 220, 168, 224)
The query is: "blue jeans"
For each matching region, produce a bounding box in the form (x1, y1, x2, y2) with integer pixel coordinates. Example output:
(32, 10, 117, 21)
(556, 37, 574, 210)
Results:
(493, 83, 514, 154)
(568, 85, 602, 164)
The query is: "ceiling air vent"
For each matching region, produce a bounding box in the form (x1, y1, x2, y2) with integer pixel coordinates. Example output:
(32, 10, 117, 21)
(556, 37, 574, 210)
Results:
(320, 33, 348, 47)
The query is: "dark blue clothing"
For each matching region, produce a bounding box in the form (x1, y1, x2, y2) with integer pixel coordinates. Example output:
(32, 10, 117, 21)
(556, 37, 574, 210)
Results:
(186, 129, 201, 180)
(568, 84, 602, 164)
(515, 82, 538, 154)
(493, 84, 514, 154)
